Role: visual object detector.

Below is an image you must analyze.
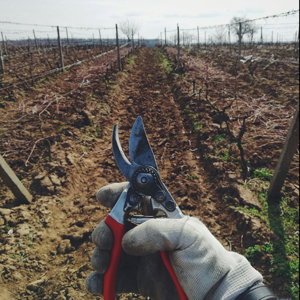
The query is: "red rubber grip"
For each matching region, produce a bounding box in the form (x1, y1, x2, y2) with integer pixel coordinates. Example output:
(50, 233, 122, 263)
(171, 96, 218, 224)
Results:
(160, 251, 189, 300)
(103, 215, 124, 300)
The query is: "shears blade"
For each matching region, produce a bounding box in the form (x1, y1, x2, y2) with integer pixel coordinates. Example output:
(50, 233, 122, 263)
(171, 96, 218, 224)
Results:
(112, 123, 133, 180)
(112, 116, 158, 181)
(129, 116, 158, 170)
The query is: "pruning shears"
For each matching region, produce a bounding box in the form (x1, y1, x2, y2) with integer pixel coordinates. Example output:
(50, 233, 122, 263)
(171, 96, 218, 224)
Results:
(103, 116, 188, 300)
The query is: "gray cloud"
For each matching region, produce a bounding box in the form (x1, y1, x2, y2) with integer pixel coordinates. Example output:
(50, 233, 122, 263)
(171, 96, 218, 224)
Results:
(164, 12, 221, 19)
(236, 7, 265, 14)
(125, 12, 143, 17)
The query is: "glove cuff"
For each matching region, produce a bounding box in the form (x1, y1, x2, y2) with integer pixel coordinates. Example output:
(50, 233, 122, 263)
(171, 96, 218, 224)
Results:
(235, 282, 277, 300)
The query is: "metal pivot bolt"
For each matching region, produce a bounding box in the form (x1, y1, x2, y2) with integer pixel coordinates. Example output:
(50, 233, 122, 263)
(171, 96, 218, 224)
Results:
(164, 201, 176, 212)
(155, 190, 166, 202)
(136, 173, 154, 190)
(129, 194, 140, 205)
(141, 176, 147, 184)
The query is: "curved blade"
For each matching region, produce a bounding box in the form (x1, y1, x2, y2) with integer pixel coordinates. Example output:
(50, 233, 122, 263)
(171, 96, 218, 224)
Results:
(112, 123, 133, 180)
(129, 116, 158, 170)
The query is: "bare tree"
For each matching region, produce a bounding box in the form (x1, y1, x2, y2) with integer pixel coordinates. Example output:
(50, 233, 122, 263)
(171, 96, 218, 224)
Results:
(119, 19, 141, 43)
(230, 16, 258, 41)
(214, 26, 227, 44)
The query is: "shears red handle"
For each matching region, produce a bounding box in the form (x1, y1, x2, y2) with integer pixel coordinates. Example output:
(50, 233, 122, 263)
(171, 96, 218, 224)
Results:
(103, 215, 188, 300)
(103, 216, 124, 299)
(161, 251, 189, 300)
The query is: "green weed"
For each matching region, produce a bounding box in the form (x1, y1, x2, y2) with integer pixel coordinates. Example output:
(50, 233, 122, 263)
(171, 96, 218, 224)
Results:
(94, 126, 102, 137)
(253, 168, 273, 181)
(221, 149, 229, 161)
(26, 241, 36, 247)
(4, 224, 11, 233)
(245, 245, 261, 261)
(161, 58, 172, 74)
(213, 134, 226, 142)
(261, 242, 275, 254)
(58, 125, 65, 132)
(214, 148, 229, 161)
(193, 122, 203, 131)
(187, 174, 199, 181)
(18, 251, 27, 262)
(128, 56, 136, 65)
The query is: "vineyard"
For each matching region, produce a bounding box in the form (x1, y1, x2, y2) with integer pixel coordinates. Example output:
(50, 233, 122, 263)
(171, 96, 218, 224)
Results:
(0, 11, 299, 300)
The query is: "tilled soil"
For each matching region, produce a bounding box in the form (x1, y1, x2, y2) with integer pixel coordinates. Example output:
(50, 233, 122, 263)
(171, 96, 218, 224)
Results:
(165, 46, 299, 187)
(0, 45, 116, 91)
(0, 47, 298, 299)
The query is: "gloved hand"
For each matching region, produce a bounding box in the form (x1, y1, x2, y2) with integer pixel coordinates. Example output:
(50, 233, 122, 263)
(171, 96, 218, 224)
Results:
(85, 182, 263, 300)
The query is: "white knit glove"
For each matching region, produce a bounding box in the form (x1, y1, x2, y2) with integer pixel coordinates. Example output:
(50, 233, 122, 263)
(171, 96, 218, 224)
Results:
(85, 183, 263, 300)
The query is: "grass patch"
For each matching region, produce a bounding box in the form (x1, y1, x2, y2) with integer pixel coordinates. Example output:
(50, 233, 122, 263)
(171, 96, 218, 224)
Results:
(157, 49, 173, 75)
(193, 121, 203, 132)
(184, 105, 189, 112)
(4, 224, 11, 233)
(187, 174, 199, 181)
(240, 183, 299, 299)
(127, 56, 136, 65)
(18, 251, 27, 262)
(214, 148, 229, 161)
(213, 134, 226, 142)
(253, 168, 273, 181)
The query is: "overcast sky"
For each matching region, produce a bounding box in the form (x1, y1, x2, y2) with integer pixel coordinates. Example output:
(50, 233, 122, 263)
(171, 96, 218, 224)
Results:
(0, 0, 299, 39)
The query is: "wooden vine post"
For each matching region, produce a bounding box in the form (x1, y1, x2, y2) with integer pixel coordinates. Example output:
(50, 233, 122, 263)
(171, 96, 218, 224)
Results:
(197, 26, 200, 50)
(238, 22, 242, 70)
(57, 26, 64, 71)
(66, 27, 69, 45)
(1, 32, 7, 55)
(177, 24, 180, 66)
(165, 27, 167, 46)
(228, 25, 231, 54)
(132, 29, 134, 48)
(33, 29, 40, 54)
(99, 29, 103, 51)
(116, 24, 121, 71)
(0, 155, 32, 204)
(0, 49, 4, 74)
(268, 102, 299, 200)
(5, 37, 9, 55)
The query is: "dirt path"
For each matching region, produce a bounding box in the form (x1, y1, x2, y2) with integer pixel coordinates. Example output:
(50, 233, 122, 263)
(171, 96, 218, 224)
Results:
(0, 47, 290, 299)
